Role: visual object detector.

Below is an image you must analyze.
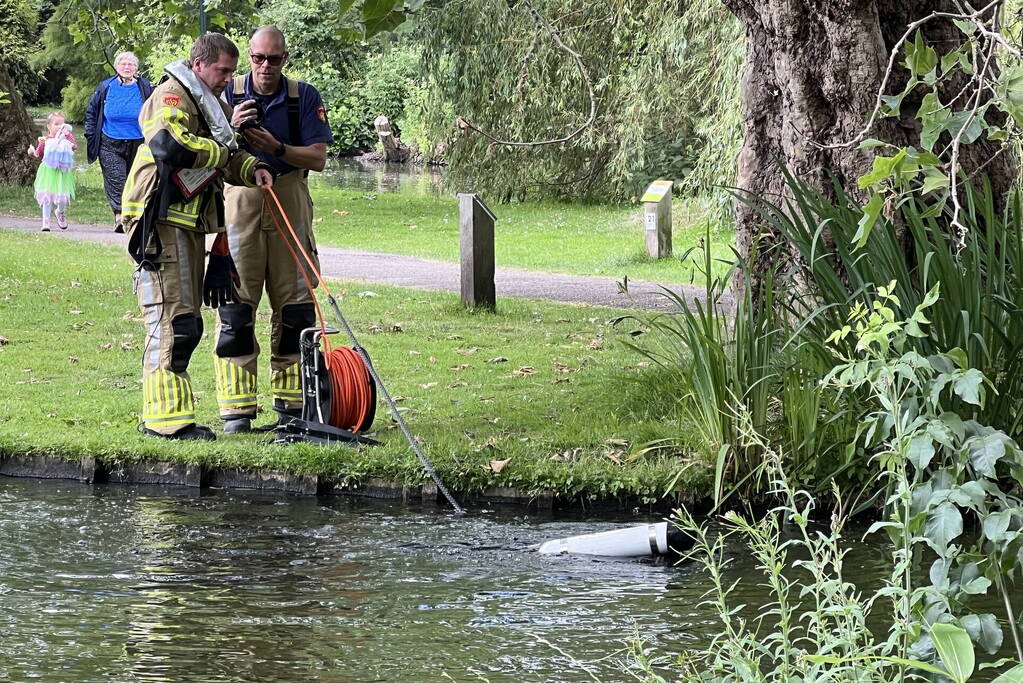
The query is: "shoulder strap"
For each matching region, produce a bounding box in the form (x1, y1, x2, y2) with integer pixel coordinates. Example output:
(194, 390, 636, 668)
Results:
(233, 75, 247, 100)
(284, 76, 301, 146)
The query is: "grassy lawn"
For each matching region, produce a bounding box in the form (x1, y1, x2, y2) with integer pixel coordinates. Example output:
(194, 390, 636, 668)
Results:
(0, 147, 735, 283)
(0, 230, 707, 501)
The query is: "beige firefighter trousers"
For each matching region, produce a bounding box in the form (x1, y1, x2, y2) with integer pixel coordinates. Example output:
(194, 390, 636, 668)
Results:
(131, 221, 207, 435)
(214, 171, 319, 418)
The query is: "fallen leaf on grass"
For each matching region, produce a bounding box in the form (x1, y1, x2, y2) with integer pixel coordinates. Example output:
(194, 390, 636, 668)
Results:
(553, 377, 572, 384)
(0, 335, 8, 346)
(69, 309, 83, 315)
(448, 381, 468, 388)
(429, 356, 437, 364)
(46, 413, 56, 418)
(450, 364, 469, 372)
(587, 338, 604, 350)
(313, 217, 324, 223)
(331, 210, 349, 216)
(358, 291, 378, 298)
(120, 342, 136, 351)
(552, 447, 582, 462)
(392, 395, 409, 402)
(419, 382, 439, 389)
(70, 280, 81, 287)
(512, 366, 535, 376)
(367, 324, 383, 333)
(68, 356, 79, 364)
(456, 347, 480, 356)
(553, 362, 575, 374)
(99, 342, 113, 350)
(486, 357, 508, 364)
(487, 458, 510, 473)
(390, 323, 404, 333)
(409, 350, 421, 356)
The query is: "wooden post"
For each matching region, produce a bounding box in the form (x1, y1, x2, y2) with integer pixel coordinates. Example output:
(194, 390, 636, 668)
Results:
(641, 180, 673, 259)
(458, 193, 496, 310)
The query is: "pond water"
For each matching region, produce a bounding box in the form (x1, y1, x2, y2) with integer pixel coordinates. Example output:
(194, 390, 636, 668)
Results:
(317, 157, 445, 196)
(0, 478, 1017, 682)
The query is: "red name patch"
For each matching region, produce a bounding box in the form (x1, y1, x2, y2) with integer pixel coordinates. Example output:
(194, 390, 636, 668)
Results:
(163, 94, 181, 108)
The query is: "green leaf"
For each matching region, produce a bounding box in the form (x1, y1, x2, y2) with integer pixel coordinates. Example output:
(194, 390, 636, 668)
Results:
(918, 92, 950, 152)
(859, 138, 888, 149)
(967, 431, 1008, 478)
(906, 30, 938, 77)
(907, 434, 936, 470)
(858, 150, 907, 188)
(362, 0, 400, 19)
(338, 0, 358, 14)
(959, 575, 992, 595)
(853, 192, 884, 249)
(962, 613, 1004, 655)
(983, 510, 1013, 542)
(946, 110, 986, 145)
(953, 368, 985, 406)
(921, 167, 949, 194)
(924, 501, 963, 555)
(931, 623, 975, 683)
(992, 664, 1023, 682)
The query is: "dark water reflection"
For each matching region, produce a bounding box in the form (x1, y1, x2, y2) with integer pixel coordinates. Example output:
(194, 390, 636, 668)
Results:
(0, 478, 1017, 682)
(317, 157, 445, 196)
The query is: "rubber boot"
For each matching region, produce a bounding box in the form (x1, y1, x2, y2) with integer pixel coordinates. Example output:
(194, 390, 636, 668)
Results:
(142, 423, 216, 441)
(223, 416, 253, 434)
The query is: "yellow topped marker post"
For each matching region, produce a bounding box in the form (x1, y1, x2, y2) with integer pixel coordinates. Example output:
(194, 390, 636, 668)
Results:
(641, 179, 673, 259)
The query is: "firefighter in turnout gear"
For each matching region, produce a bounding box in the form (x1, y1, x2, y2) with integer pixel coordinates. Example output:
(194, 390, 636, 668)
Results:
(124, 33, 274, 441)
(215, 26, 334, 433)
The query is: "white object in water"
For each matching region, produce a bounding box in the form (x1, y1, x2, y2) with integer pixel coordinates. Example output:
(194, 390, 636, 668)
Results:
(538, 522, 671, 557)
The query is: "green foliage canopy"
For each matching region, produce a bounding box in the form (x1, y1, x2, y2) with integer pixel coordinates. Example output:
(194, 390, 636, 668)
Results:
(414, 0, 743, 203)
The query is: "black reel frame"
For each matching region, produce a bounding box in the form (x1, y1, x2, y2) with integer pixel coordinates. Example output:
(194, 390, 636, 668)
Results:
(273, 327, 379, 447)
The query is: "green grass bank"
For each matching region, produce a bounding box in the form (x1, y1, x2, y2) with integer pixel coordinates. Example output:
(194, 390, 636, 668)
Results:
(0, 230, 706, 504)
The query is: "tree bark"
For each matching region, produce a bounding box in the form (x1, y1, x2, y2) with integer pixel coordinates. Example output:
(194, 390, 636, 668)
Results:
(722, 0, 1018, 291)
(0, 59, 38, 186)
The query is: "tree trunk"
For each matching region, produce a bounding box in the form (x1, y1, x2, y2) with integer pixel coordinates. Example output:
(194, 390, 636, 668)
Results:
(721, 0, 1018, 291)
(0, 59, 38, 186)
(374, 115, 411, 163)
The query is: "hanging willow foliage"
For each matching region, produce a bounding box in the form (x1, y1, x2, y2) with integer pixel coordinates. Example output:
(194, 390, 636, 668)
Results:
(412, 0, 744, 203)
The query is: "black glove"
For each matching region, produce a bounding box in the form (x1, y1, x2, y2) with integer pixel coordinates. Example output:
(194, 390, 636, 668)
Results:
(203, 252, 240, 308)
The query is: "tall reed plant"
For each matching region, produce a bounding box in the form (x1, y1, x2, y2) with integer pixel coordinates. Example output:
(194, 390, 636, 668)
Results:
(741, 171, 1023, 439)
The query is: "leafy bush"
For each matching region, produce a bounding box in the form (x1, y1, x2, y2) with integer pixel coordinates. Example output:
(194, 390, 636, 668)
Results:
(669, 286, 1023, 680)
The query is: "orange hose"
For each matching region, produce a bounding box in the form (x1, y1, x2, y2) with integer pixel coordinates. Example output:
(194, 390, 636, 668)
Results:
(262, 186, 372, 432)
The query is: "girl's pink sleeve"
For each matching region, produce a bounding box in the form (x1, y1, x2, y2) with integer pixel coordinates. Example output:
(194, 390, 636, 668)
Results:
(32, 139, 45, 158)
(66, 132, 77, 150)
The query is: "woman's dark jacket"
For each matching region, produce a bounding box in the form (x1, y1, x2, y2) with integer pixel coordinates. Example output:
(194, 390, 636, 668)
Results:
(84, 75, 154, 164)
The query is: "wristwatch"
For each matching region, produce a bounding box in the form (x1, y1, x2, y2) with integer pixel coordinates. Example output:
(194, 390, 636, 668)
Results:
(273, 142, 287, 158)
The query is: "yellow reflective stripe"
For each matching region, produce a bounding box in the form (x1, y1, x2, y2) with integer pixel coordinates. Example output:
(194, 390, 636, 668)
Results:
(215, 358, 257, 403)
(143, 370, 195, 422)
(240, 156, 257, 186)
(144, 106, 222, 167)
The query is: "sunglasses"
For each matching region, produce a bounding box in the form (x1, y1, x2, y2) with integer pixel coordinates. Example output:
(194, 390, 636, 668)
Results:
(249, 53, 285, 66)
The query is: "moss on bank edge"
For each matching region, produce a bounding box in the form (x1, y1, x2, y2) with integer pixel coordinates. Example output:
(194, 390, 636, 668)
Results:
(0, 230, 709, 504)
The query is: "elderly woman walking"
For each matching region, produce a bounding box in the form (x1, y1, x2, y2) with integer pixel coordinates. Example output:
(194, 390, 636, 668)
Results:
(84, 51, 154, 233)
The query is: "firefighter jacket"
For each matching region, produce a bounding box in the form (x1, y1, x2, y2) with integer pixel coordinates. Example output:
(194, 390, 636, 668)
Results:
(123, 71, 266, 268)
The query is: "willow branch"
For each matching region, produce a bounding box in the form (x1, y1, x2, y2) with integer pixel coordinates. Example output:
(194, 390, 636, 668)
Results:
(455, 0, 597, 148)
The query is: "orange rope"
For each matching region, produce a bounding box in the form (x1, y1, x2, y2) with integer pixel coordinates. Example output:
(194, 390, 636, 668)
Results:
(262, 186, 372, 432)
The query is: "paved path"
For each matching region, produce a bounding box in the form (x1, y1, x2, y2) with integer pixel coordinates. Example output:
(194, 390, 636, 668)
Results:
(1, 215, 714, 311)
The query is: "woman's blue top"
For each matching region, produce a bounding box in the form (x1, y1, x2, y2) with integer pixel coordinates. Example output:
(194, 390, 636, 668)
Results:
(101, 81, 144, 139)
